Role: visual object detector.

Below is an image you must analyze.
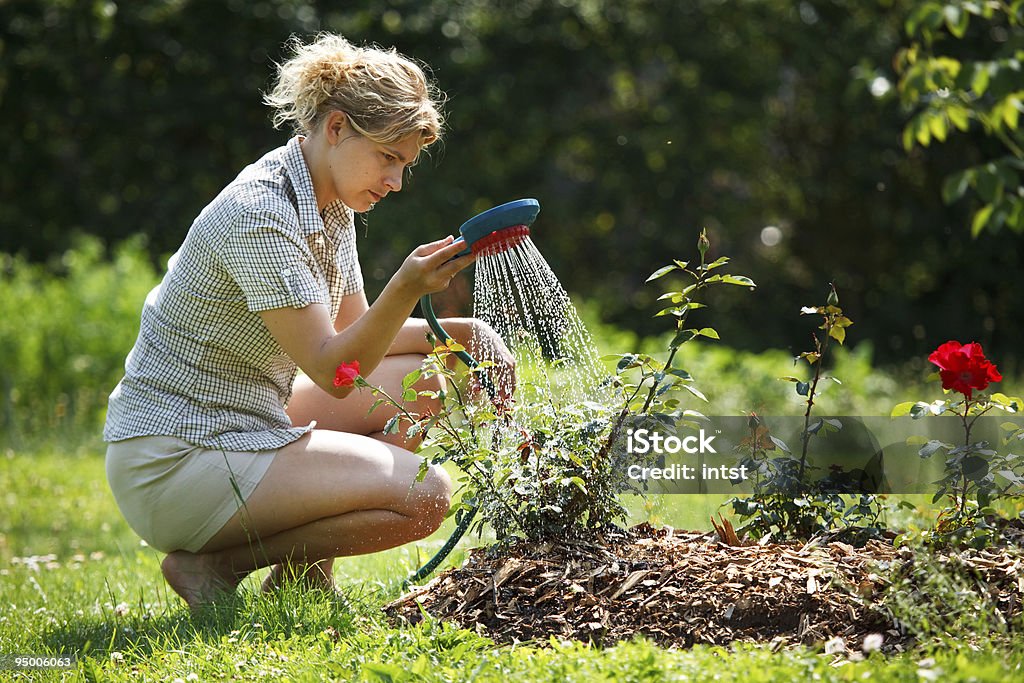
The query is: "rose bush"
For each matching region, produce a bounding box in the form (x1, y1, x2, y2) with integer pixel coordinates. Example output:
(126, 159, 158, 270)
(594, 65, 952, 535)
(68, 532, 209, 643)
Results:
(893, 341, 1023, 546)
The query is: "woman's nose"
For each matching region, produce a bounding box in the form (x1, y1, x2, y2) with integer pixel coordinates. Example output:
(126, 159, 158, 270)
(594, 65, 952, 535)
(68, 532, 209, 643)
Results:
(385, 170, 403, 193)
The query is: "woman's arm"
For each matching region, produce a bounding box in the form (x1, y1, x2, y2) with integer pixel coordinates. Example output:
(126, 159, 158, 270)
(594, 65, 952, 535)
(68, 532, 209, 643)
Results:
(389, 316, 476, 355)
(260, 236, 472, 398)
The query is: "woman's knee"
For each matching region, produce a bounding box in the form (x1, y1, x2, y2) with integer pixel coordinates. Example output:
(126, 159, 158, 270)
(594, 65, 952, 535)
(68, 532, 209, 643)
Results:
(411, 463, 453, 533)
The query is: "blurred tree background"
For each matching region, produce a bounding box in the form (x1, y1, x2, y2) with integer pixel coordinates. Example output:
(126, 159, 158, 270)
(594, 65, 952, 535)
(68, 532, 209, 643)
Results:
(2, 0, 1022, 367)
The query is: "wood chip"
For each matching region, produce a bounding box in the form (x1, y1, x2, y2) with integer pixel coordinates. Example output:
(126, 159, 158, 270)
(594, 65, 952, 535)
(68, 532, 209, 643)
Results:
(383, 520, 1023, 651)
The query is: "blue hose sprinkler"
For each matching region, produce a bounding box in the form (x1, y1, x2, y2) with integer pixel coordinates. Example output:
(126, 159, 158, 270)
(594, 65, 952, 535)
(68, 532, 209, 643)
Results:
(419, 198, 541, 373)
(407, 198, 540, 586)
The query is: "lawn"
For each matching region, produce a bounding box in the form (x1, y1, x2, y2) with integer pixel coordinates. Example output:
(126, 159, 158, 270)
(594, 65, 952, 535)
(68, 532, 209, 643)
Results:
(1, 439, 1022, 681)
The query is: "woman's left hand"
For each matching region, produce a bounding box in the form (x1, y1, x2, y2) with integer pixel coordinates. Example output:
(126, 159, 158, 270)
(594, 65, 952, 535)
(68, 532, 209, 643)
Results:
(466, 320, 516, 410)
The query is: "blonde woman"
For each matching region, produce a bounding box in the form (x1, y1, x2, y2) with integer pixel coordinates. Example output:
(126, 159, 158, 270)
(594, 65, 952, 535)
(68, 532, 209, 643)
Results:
(104, 33, 513, 609)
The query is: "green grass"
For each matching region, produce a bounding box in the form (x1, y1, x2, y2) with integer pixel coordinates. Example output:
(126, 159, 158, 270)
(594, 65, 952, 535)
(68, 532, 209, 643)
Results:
(2, 439, 1023, 681)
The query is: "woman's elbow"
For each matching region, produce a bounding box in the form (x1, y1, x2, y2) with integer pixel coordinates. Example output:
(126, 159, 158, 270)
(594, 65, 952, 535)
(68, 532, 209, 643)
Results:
(306, 372, 357, 399)
(326, 381, 356, 400)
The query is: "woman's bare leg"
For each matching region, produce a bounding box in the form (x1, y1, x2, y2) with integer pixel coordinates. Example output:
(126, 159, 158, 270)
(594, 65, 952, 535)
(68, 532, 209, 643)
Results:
(161, 423, 452, 610)
(242, 353, 443, 592)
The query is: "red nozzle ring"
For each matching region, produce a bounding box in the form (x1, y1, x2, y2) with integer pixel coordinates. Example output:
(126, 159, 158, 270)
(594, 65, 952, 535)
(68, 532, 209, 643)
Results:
(470, 225, 530, 256)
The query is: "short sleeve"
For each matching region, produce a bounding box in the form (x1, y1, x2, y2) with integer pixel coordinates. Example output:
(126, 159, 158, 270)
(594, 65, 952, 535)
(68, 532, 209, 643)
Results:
(221, 208, 328, 312)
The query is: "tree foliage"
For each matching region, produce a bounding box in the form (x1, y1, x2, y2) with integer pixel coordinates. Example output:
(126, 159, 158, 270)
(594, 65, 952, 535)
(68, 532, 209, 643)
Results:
(1, 0, 1021, 364)
(897, 0, 1024, 236)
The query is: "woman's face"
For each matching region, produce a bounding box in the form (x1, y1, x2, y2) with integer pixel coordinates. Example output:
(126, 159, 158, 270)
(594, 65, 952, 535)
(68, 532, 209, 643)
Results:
(321, 113, 422, 213)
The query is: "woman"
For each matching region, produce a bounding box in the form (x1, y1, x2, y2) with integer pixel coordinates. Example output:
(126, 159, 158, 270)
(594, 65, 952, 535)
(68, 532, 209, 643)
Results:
(103, 33, 513, 610)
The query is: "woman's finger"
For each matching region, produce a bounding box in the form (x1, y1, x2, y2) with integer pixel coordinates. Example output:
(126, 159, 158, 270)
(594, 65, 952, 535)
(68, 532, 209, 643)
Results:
(429, 237, 474, 264)
(437, 252, 476, 279)
(412, 235, 457, 257)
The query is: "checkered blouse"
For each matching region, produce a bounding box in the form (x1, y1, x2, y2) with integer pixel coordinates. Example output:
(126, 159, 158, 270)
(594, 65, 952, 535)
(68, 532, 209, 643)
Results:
(104, 136, 364, 451)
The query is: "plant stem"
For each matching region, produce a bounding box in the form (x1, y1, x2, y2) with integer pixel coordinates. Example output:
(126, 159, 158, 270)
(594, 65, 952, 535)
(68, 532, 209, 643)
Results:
(958, 399, 972, 520)
(798, 332, 829, 483)
(641, 346, 680, 414)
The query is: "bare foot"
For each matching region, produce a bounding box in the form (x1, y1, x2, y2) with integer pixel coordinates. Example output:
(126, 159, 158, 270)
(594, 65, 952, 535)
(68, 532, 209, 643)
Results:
(161, 551, 240, 611)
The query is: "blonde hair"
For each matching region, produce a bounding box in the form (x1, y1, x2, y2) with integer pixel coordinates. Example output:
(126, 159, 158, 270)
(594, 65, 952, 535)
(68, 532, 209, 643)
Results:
(264, 33, 445, 147)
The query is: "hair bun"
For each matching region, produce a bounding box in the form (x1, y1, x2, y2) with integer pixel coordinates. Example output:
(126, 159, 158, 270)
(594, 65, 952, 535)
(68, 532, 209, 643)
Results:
(265, 33, 444, 145)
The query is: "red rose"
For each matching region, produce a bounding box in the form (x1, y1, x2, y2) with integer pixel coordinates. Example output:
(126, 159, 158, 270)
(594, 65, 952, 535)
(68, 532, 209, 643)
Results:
(333, 360, 361, 388)
(927, 340, 1002, 400)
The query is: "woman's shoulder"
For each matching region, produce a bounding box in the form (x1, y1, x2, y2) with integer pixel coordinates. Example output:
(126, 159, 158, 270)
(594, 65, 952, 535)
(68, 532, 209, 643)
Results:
(201, 157, 299, 226)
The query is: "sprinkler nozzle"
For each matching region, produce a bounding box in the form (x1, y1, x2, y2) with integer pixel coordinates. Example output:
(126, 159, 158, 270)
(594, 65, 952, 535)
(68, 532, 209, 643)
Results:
(471, 224, 530, 256)
(455, 198, 540, 256)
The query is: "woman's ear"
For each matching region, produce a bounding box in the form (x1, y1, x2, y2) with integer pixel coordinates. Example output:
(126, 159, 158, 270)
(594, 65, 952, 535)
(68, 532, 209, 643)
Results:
(324, 110, 350, 145)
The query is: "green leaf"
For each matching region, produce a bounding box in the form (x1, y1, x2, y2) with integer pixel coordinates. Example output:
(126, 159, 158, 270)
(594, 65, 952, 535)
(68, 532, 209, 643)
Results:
(383, 415, 400, 435)
(561, 476, 588, 493)
(680, 383, 708, 402)
(669, 328, 697, 349)
(915, 114, 932, 146)
(697, 327, 720, 339)
(991, 392, 1023, 411)
(974, 166, 1001, 203)
(996, 469, 1024, 486)
(971, 63, 991, 96)
(402, 388, 418, 403)
(796, 381, 811, 397)
(1001, 94, 1020, 129)
(971, 203, 995, 237)
(947, 103, 970, 131)
(891, 401, 917, 417)
(928, 111, 948, 142)
(942, 170, 972, 204)
(616, 354, 640, 371)
(962, 454, 989, 481)
(902, 122, 916, 151)
(943, 4, 970, 37)
(646, 264, 678, 282)
(401, 368, 422, 391)
(705, 256, 730, 270)
(828, 325, 847, 344)
(905, 1, 944, 38)
(721, 275, 756, 287)
(668, 368, 693, 380)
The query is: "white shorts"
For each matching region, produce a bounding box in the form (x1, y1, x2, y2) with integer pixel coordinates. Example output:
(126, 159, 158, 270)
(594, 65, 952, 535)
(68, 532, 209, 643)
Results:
(105, 435, 277, 553)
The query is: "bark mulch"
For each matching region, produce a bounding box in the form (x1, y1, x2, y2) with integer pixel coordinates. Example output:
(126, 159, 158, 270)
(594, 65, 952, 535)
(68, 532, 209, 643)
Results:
(385, 521, 1024, 652)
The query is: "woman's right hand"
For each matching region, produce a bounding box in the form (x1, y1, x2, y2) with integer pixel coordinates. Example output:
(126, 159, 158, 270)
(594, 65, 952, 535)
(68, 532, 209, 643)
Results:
(395, 235, 475, 296)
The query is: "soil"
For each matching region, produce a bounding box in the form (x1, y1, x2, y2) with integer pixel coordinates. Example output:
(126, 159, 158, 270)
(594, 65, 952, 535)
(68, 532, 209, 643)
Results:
(385, 521, 1024, 653)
